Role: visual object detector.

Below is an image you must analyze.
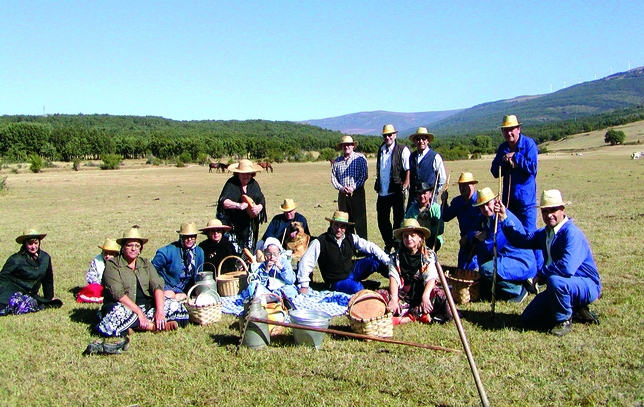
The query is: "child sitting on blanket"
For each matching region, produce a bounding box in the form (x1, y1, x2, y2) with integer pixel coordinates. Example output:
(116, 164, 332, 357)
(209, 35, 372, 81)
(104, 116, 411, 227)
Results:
(242, 237, 298, 303)
(76, 238, 120, 303)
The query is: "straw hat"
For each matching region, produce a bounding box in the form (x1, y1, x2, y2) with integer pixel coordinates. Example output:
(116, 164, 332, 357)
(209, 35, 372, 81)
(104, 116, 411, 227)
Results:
(325, 210, 355, 225)
(199, 218, 232, 233)
(409, 127, 435, 143)
(501, 115, 522, 129)
(16, 229, 47, 244)
(116, 226, 149, 245)
(176, 222, 199, 236)
(538, 189, 571, 209)
(280, 199, 297, 212)
(472, 187, 498, 207)
(393, 218, 430, 241)
(336, 135, 359, 149)
(414, 182, 433, 194)
(229, 159, 262, 173)
(456, 172, 478, 184)
(98, 238, 120, 252)
(382, 124, 397, 135)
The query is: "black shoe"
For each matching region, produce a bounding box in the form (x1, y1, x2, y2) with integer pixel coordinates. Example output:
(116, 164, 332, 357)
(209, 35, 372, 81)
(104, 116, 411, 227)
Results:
(508, 287, 528, 303)
(573, 306, 600, 325)
(550, 318, 573, 337)
(523, 278, 539, 295)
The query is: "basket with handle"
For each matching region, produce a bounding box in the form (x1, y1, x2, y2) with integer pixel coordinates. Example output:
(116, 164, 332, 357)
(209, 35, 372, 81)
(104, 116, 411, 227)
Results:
(184, 283, 222, 325)
(347, 289, 393, 338)
(216, 255, 249, 296)
(444, 266, 480, 304)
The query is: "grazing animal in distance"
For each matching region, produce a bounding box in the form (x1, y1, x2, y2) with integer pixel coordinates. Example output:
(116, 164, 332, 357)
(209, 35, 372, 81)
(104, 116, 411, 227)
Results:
(209, 162, 229, 173)
(283, 221, 310, 263)
(632, 152, 642, 160)
(257, 161, 274, 173)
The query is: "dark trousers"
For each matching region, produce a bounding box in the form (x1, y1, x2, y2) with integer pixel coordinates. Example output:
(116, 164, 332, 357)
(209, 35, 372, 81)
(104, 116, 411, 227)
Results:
(376, 191, 405, 250)
(338, 186, 367, 239)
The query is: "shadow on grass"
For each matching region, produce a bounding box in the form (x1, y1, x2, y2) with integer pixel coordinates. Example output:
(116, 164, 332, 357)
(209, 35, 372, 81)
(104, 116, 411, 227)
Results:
(69, 307, 101, 335)
(457, 308, 526, 331)
(68, 286, 83, 297)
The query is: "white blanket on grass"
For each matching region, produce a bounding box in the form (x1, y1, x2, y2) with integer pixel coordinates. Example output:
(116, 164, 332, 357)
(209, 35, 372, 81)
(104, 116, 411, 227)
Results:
(220, 289, 351, 317)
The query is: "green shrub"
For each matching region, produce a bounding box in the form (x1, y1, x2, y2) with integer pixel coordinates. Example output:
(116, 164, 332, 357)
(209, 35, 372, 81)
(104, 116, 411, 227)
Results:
(197, 153, 209, 166)
(604, 129, 626, 145)
(178, 152, 192, 164)
(100, 154, 123, 170)
(176, 159, 185, 168)
(318, 148, 337, 162)
(28, 154, 44, 173)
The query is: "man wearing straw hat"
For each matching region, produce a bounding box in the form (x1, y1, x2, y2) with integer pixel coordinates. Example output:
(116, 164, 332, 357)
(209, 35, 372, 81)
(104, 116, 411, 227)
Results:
(152, 222, 205, 301)
(375, 124, 410, 253)
(441, 172, 481, 270)
(496, 190, 601, 336)
(331, 135, 369, 239)
(257, 198, 310, 250)
(408, 127, 446, 209)
(491, 115, 539, 234)
(469, 187, 537, 303)
(297, 211, 389, 295)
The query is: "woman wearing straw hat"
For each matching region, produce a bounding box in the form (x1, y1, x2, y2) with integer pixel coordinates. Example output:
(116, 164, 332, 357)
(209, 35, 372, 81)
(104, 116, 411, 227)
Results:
(0, 229, 63, 315)
(258, 198, 310, 249)
(152, 222, 205, 301)
(76, 238, 120, 303)
(97, 226, 188, 336)
(198, 218, 236, 273)
(378, 219, 451, 325)
(216, 159, 267, 255)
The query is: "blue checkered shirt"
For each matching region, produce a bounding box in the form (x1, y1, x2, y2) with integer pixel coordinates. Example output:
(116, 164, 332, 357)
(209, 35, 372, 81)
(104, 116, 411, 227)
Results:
(331, 152, 368, 191)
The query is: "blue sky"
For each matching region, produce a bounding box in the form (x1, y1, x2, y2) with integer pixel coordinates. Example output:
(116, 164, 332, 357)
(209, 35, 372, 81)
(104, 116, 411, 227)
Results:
(1, 1, 641, 121)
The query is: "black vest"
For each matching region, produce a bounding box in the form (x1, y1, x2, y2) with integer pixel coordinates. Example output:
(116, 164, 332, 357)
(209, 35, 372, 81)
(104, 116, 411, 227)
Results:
(316, 229, 356, 284)
(374, 142, 406, 194)
(410, 148, 438, 188)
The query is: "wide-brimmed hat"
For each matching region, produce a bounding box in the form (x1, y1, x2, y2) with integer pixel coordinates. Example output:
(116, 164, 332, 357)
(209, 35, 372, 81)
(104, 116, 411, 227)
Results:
(98, 238, 120, 252)
(177, 222, 199, 236)
(116, 226, 149, 245)
(409, 127, 435, 143)
(393, 218, 430, 241)
(414, 182, 434, 194)
(501, 114, 522, 129)
(199, 219, 232, 233)
(280, 199, 297, 212)
(456, 172, 478, 184)
(16, 229, 47, 244)
(336, 136, 359, 149)
(472, 187, 498, 207)
(229, 159, 262, 174)
(382, 124, 398, 135)
(538, 189, 571, 209)
(325, 210, 355, 225)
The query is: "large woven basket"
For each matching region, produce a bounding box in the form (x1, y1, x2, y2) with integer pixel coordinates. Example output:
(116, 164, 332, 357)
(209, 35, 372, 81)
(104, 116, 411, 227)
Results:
(184, 284, 222, 325)
(216, 255, 249, 296)
(347, 290, 393, 338)
(445, 267, 480, 304)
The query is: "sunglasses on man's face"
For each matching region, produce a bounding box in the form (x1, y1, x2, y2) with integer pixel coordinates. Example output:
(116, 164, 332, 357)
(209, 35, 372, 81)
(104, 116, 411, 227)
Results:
(416, 136, 429, 141)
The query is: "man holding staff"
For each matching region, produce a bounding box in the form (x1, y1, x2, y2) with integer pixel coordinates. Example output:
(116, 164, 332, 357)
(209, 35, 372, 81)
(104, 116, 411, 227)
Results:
(496, 189, 601, 336)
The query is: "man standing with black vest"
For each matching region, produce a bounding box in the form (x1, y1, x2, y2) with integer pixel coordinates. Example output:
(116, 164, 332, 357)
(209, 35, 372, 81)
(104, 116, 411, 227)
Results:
(375, 124, 410, 253)
(408, 127, 446, 210)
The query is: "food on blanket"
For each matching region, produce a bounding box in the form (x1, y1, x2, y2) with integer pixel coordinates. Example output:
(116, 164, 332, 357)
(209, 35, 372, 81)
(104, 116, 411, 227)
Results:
(241, 195, 258, 218)
(348, 290, 387, 320)
(284, 221, 310, 262)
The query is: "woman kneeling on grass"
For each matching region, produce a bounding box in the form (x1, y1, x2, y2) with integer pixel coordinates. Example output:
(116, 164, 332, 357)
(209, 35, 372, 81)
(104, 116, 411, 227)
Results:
(97, 226, 189, 336)
(379, 219, 451, 325)
(0, 229, 62, 316)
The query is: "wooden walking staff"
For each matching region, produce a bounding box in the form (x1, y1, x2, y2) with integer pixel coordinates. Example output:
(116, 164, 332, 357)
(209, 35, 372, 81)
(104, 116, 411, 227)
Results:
(436, 261, 490, 407)
(491, 167, 503, 319)
(432, 174, 450, 252)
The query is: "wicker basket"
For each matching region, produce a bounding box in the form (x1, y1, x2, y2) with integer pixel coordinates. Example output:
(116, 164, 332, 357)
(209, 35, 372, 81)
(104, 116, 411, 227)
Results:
(445, 267, 480, 304)
(216, 255, 249, 296)
(184, 284, 222, 325)
(347, 290, 393, 338)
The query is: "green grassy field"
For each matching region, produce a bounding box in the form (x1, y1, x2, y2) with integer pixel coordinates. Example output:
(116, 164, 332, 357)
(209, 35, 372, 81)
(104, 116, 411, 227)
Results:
(0, 148, 643, 406)
(541, 119, 644, 153)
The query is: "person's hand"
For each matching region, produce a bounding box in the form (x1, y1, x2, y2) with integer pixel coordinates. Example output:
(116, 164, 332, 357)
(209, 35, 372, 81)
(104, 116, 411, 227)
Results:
(459, 236, 469, 247)
(440, 190, 448, 204)
(138, 313, 153, 331)
(503, 152, 516, 168)
(494, 200, 507, 221)
(388, 296, 400, 315)
(420, 295, 433, 314)
(238, 202, 249, 211)
(251, 204, 262, 216)
(475, 231, 487, 242)
(299, 286, 309, 295)
(344, 186, 354, 194)
(154, 308, 167, 331)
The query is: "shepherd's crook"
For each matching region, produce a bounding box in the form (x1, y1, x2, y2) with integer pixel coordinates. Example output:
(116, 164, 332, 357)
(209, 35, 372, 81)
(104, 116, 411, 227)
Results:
(436, 261, 490, 407)
(491, 166, 503, 319)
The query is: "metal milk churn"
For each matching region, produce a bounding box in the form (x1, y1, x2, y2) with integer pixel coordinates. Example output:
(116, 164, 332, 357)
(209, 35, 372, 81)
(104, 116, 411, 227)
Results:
(195, 272, 216, 296)
(240, 298, 270, 349)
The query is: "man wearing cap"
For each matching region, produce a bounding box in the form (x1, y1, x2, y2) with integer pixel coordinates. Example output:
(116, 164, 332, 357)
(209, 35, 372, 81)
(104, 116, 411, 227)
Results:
(441, 172, 481, 269)
(331, 135, 369, 239)
(496, 190, 601, 336)
(491, 115, 539, 234)
(408, 127, 446, 209)
(468, 187, 537, 303)
(405, 182, 444, 251)
(152, 222, 205, 301)
(297, 211, 390, 295)
(258, 199, 311, 250)
(375, 124, 411, 253)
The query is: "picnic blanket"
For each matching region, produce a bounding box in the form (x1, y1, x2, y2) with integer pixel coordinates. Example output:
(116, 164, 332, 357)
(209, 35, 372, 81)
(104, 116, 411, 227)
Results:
(221, 289, 351, 318)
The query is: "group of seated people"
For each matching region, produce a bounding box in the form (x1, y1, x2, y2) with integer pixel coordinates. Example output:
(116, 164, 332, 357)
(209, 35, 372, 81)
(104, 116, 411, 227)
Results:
(0, 168, 601, 338)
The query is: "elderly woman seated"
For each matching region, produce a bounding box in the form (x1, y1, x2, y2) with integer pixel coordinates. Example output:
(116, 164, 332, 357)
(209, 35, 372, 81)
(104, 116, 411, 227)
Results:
(0, 229, 62, 315)
(242, 237, 297, 303)
(378, 219, 451, 325)
(152, 222, 205, 301)
(198, 219, 237, 273)
(97, 226, 188, 336)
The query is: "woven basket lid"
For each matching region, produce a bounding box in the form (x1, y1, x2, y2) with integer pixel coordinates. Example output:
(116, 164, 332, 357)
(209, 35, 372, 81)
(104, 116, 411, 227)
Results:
(348, 290, 386, 319)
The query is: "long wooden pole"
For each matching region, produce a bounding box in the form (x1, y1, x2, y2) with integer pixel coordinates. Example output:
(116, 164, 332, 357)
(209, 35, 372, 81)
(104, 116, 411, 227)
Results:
(491, 166, 503, 319)
(433, 174, 450, 252)
(436, 261, 490, 407)
(246, 316, 461, 353)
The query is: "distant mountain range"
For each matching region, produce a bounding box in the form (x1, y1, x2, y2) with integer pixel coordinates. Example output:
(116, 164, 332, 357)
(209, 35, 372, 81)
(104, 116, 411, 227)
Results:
(301, 67, 644, 137)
